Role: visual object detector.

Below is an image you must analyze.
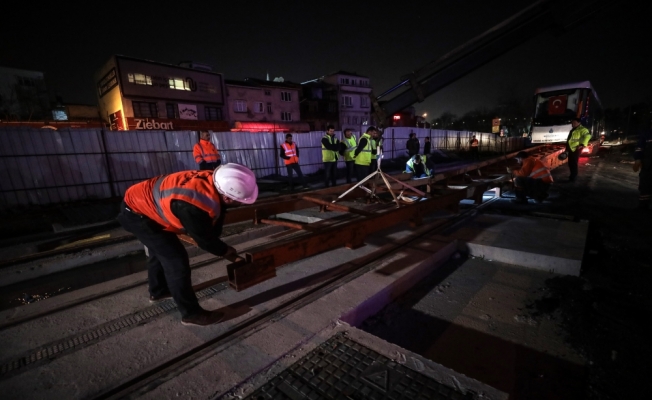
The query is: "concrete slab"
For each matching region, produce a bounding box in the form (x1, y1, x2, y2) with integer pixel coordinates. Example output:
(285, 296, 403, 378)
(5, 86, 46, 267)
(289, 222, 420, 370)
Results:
(438, 214, 588, 276)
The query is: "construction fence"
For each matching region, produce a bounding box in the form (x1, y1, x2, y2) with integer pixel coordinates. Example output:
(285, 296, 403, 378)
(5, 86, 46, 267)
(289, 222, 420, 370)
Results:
(0, 127, 524, 209)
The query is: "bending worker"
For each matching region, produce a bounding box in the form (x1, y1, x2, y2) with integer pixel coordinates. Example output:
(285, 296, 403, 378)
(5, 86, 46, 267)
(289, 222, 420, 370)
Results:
(193, 130, 221, 170)
(405, 154, 432, 178)
(507, 151, 553, 204)
(117, 164, 258, 326)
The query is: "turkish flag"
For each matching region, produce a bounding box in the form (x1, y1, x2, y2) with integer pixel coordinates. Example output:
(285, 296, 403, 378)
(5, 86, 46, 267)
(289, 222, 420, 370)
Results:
(548, 95, 567, 115)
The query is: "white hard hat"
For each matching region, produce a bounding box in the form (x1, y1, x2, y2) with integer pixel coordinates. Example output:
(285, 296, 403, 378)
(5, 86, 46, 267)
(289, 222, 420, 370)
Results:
(213, 163, 258, 204)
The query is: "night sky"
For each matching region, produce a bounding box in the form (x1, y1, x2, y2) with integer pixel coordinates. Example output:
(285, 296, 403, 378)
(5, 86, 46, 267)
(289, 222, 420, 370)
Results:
(2, 0, 649, 118)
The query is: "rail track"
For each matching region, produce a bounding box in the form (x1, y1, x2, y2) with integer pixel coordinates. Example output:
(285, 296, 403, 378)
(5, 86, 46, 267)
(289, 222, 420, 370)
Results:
(92, 193, 505, 400)
(0, 145, 570, 399)
(0, 146, 565, 324)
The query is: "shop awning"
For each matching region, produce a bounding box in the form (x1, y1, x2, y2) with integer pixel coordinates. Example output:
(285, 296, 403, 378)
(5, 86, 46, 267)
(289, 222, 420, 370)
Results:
(231, 121, 311, 133)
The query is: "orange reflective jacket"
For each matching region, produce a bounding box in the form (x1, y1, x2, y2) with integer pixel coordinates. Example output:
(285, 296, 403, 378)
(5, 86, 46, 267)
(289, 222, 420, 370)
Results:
(193, 139, 221, 164)
(124, 170, 221, 233)
(281, 142, 299, 165)
(514, 157, 553, 183)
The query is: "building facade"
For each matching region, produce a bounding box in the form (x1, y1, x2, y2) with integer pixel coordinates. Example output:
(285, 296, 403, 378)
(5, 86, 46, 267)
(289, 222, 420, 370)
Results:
(300, 81, 339, 131)
(0, 66, 51, 121)
(321, 71, 373, 132)
(225, 78, 308, 132)
(94, 55, 229, 131)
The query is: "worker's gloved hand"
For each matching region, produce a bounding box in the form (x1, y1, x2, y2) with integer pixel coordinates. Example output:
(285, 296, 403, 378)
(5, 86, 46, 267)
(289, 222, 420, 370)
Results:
(633, 161, 641, 173)
(222, 246, 243, 263)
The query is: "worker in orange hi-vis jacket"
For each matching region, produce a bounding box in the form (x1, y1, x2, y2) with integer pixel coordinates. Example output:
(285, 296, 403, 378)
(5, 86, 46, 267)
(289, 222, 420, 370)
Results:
(117, 164, 257, 326)
(193, 130, 221, 170)
(507, 151, 553, 204)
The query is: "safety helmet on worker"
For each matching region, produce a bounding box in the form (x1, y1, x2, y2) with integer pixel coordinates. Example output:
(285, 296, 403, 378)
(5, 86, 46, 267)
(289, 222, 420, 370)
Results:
(212, 163, 258, 204)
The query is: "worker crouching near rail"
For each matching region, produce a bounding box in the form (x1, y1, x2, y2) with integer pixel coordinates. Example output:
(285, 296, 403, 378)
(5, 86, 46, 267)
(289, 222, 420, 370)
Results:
(405, 154, 433, 178)
(507, 151, 553, 204)
(117, 163, 258, 326)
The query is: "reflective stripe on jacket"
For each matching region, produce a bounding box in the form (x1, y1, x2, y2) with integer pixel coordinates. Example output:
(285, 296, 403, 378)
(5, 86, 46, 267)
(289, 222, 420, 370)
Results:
(405, 155, 431, 176)
(513, 158, 553, 183)
(567, 125, 591, 152)
(355, 133, 372, 166)
(124, 170, 221, 234)
(193, 139, 221, 164)
(281, 142, 299, 165)
(344, 136, 357, 162)
(322, 134, 338, 162)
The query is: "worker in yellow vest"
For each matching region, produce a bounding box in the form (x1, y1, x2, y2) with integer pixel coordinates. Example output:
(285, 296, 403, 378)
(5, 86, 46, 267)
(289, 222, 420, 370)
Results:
(353, 126, 379, 182)
(342, 129, 357, 183)
(321, 125, 341, 187)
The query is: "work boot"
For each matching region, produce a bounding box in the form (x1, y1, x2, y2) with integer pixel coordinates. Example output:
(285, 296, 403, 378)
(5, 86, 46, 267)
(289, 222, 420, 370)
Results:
(149, 291, 172, 303)
(181, 309, 225, 326)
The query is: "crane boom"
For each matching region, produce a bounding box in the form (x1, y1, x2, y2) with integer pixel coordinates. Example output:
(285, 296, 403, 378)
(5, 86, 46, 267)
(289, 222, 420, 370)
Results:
(371, 0, 613, 127)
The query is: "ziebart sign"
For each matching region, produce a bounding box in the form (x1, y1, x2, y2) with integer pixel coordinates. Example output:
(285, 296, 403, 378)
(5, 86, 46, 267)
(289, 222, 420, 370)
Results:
(126, 117, 174, 130)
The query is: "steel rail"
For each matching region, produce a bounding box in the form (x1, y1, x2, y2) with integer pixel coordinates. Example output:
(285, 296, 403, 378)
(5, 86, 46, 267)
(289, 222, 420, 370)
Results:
(91, 192, 503, 400)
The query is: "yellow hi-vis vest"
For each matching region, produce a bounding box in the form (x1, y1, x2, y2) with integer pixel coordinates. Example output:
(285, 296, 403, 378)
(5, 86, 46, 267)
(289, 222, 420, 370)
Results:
(355, 133, 372, 166)
(344, 135, 357, 162)
(405, 155, 431, 176)
(322, 134, 338, 162)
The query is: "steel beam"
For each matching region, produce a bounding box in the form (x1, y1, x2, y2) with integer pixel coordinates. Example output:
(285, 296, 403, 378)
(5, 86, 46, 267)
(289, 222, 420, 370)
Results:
(226, 189, 468, 291)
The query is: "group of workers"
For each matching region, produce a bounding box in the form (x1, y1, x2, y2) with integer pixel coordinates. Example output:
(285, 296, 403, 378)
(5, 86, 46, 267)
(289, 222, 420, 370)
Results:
(117, 127, 389, 327)
(117, 117, 651, 327)
(280, 125, 383, 189)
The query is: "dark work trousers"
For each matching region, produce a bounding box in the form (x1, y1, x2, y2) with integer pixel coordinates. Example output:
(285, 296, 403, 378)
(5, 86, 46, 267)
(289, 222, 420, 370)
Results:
(514, 177, 550, 200)
(345, 160, 355, 183)
(567, 149, 580, 181)
(323, 161, 338, 187)
(116, 202, 202, 318)
(370, 158, 378, 172)
(470, 147, 479, 160)
(356, 164, 371, 182)
(199, 160, 221, 171)
(286, 163, 306, 189)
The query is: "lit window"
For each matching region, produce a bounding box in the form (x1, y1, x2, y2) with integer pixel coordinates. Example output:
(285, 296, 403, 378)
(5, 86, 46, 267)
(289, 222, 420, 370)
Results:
(169, 78, 190, 91)
(128, 73, 152, 85)
(254, 102, 264, 113)
(233, 100, 247, 113)
(281, 91, 292, 102)
(281, 112, 292, 121)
